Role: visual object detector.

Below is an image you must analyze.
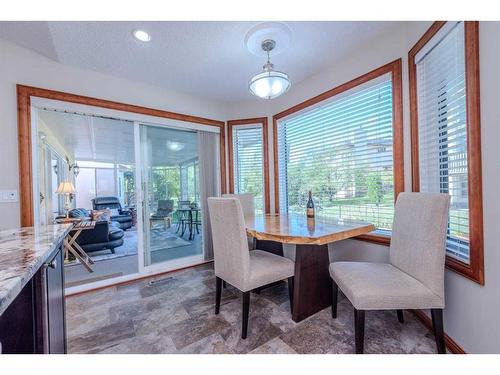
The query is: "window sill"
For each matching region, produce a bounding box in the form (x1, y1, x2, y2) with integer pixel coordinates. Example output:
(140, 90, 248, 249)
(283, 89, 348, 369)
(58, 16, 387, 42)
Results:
(446, 256, 484, 285)
(354, 232, 391, 246)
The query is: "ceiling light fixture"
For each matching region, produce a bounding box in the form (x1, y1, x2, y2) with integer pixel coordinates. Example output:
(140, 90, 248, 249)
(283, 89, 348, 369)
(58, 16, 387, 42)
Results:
(248, 39, 291, 100)
(133, 29, 151, 42)
(166, 141, 184, 151)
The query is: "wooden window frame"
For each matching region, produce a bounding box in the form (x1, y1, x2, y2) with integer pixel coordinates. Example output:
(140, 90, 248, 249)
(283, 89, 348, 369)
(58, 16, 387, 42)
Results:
(17, 84, 227, 227)
(227, 117, 270, 214)
(272, 59, 404, 245)
(409, 21, 484, 284)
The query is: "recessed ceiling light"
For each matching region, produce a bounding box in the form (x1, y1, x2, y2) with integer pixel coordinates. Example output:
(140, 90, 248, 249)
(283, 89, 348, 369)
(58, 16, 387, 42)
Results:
(133, 29, 151, 42)
(166, 141, 184, 151)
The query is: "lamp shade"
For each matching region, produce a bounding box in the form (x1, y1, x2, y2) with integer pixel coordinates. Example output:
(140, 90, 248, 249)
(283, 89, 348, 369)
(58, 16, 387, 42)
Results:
(56, 181, 76, 195)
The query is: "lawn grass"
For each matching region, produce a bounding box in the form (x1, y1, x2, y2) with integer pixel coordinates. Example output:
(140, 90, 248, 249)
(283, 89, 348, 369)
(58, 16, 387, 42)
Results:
(288, 199, 469, 238)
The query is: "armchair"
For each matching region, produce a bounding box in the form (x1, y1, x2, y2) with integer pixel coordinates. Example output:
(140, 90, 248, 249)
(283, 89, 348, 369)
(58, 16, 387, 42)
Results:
(151, 199, 174, 219)
(92, 196, 133, 230)
(150, 199, 174, 229)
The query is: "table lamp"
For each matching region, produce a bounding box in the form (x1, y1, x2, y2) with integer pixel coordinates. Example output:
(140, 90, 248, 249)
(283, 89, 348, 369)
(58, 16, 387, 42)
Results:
(56, 181, 76, 218)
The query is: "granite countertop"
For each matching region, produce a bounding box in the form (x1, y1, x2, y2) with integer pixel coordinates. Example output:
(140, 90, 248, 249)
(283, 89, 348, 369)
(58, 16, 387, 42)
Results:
(0, 224, 72, 315)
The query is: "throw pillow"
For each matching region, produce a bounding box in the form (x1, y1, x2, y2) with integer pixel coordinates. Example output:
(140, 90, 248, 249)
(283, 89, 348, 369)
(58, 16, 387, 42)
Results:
(92, 209, 111, 222)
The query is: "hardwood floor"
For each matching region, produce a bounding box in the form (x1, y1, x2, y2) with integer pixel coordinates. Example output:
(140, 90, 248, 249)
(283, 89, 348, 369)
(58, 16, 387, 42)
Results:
(66, 263, 442, 354)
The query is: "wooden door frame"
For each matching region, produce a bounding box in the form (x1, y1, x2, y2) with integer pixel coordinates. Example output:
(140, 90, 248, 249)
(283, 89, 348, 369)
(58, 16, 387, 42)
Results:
(227, 117, 270, 214)
(17, 84, 226, 227)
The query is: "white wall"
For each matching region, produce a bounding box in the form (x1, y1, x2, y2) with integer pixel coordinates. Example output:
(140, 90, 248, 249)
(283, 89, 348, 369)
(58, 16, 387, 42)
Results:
(228, 22, 500, 353)
(0, 38, 229, 229)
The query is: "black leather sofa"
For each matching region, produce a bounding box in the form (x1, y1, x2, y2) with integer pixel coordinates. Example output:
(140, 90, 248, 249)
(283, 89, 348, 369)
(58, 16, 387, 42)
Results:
(92, 196, 133, 230)
(68, 208, 125, 254)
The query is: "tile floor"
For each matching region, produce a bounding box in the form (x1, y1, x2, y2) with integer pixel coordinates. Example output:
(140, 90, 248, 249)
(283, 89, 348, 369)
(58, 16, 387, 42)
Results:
(66, 263, 440, 354)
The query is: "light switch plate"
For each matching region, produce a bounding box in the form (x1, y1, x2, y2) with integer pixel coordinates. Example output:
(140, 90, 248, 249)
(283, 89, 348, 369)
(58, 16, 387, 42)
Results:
(0, 190, 18, 203)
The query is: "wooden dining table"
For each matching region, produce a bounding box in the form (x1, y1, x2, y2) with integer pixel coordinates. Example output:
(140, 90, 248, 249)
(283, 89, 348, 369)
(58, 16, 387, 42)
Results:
(245, 214, 375, 322)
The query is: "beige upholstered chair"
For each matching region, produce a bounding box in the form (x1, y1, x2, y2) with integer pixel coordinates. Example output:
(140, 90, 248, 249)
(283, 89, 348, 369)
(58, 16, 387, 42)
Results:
(208, 197, 294, 339)
(221, 193, 255, 216)
(222, 193, 256, 250)
(329, 192, 451, 354)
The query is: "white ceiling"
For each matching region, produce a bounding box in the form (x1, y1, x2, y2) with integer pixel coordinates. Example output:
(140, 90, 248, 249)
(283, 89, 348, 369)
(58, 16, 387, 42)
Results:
(38, 109, 199, 166)
(0, 21, 404, 102)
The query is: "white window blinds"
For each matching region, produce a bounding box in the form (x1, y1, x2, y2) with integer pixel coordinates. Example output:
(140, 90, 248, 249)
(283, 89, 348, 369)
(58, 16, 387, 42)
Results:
(416, 22, 470, 263)
(232, 126, 265, 213)
(277, 75, 394, 232)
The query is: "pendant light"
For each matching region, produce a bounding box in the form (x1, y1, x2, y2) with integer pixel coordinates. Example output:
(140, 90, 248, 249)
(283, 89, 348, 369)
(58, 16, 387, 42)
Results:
(248, 39, 291, 99)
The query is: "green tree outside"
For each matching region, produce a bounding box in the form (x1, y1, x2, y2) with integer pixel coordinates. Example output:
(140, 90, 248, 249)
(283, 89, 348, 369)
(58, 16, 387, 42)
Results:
(366, 172, 384, 207)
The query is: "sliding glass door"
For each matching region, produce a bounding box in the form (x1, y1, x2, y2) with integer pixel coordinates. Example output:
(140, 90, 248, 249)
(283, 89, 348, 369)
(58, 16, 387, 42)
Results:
(138, 124, 203, 269)
(31, 101, 220, 292)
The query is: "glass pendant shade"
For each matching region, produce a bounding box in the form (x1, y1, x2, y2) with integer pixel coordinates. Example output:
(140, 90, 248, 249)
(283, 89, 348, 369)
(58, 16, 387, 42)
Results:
(248, 39, 291, 99)
(249, 68, 291, 99)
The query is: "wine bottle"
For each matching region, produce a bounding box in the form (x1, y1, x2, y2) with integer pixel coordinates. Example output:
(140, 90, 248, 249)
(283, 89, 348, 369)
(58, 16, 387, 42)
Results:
(307, 217, 316, 236)
(306, 191, 315, 218)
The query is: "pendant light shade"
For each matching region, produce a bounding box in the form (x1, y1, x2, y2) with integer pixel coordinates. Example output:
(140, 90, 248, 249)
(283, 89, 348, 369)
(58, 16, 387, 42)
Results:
(248, 39, 291, 99)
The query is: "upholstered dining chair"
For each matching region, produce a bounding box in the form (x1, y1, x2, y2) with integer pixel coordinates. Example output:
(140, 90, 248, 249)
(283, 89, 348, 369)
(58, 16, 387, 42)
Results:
(329, 192, 451, 354)
(222, 193, 256, 250)
(207, 197, 295, 339)
(221, 193, 255, 216)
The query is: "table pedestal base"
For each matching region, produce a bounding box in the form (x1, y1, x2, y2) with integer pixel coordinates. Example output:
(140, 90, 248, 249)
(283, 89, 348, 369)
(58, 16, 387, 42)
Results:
(257, 240, 331, 323)
(292, 244, 331, 322)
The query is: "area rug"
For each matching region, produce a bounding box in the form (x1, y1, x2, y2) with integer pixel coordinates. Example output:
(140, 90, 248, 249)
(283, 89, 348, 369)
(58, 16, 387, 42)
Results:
(150, 228, 192, 252)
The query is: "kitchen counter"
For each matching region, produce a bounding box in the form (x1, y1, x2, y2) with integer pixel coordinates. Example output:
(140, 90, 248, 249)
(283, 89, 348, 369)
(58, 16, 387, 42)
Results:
(0, 224, 72, 316)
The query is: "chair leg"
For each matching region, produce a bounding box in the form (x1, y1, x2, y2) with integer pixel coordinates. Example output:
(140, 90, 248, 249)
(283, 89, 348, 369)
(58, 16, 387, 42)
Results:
(242, 291, 250, 339)
(215, 277, 222, 315)
(331, 280, 338, 319)
(354, 308, 365, 354)
(431, 309, 446, 354)
(397, 309, 404, 323)
(222, 280, 227, 289)
(287, 277, 294, 314)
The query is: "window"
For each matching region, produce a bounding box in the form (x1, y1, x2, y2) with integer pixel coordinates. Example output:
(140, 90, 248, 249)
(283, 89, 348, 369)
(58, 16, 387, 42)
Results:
(75, 160, 135, 209)
(274, 60, 403, 240)
(228, 118, 269, 213)
(75, 161, 118, 210)
(409, 21, 483, 283)
(180, 158, 199, 203)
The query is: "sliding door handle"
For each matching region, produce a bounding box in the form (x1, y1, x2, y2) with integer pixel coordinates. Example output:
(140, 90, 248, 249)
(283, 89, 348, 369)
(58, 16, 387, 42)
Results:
(45, 258, 57, 269)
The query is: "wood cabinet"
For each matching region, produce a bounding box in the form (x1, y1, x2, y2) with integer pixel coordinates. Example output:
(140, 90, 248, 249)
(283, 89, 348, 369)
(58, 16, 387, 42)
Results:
(0, 244, 67, 354)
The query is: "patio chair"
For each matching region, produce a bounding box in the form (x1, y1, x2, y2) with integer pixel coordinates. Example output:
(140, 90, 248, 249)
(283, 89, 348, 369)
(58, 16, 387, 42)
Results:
(150, 199, 174, 229)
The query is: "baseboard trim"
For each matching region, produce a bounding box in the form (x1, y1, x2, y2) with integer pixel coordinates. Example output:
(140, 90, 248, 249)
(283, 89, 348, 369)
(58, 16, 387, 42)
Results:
(411, 310, 466, 354)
